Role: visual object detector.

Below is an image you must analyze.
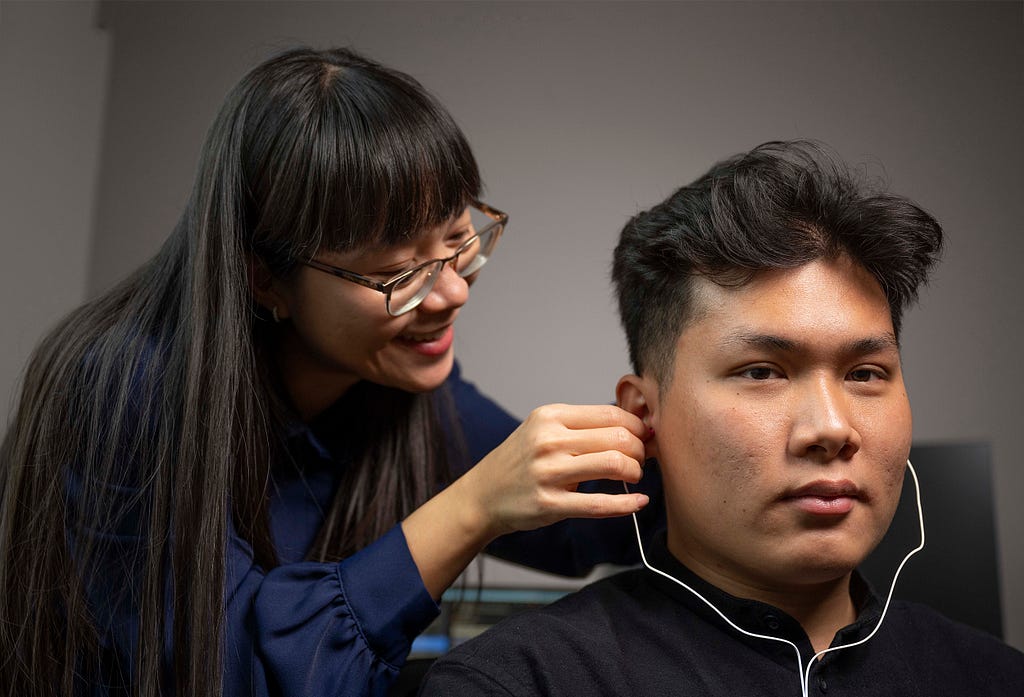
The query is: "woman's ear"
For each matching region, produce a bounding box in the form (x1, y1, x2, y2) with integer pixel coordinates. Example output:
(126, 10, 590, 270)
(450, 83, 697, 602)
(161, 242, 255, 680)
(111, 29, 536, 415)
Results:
(616, 374, 660, 461)
(248, 257, 290, 322)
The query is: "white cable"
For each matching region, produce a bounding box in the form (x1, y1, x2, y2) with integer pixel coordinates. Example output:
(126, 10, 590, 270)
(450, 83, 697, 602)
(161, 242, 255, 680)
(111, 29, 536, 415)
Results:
(627, 459, 926, 697)
(800, 460, 926, 692)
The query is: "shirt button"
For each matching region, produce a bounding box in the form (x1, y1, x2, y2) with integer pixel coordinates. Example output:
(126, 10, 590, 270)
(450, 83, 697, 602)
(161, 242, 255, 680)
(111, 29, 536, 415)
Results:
(762, 613, 781, 630)
(818, 678, 828, 693)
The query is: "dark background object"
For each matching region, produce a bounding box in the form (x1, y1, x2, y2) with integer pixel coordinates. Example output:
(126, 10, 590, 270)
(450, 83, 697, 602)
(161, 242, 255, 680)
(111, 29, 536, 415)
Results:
(861, 442, 1003, 638)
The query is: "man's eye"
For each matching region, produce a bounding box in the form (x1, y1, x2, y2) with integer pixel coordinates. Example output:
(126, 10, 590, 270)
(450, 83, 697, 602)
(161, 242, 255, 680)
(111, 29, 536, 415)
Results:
(741, 366, 780, 380)
(848, 368, 881, 382)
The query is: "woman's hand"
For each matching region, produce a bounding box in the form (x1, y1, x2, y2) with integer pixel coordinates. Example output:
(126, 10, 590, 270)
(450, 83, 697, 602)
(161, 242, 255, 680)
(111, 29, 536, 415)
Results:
(457, 403, 650, 539)
(402, 403, 649, 599)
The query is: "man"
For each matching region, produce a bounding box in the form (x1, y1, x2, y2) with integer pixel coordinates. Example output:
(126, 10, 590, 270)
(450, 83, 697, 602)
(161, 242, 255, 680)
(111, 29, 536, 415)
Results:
(419, 141, 1024, 695)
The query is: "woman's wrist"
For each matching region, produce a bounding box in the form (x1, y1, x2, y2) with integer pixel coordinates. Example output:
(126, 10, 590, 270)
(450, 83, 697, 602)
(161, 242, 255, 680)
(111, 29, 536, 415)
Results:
(400, 478, 496, 600)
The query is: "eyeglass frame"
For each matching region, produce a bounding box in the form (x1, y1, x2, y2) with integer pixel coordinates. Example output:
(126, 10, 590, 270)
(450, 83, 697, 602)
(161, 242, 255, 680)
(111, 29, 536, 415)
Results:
(301, 201, 508, 316)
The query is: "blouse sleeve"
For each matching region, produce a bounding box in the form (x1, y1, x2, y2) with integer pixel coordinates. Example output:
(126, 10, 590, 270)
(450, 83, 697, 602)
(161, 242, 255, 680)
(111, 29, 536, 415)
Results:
(232, 524, 439, 697)
(73, 497, 437, 697)
(70, 343, 438, 697)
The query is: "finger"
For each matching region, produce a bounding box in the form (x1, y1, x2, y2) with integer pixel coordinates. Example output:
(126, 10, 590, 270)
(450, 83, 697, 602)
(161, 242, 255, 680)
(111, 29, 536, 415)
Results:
(535, 404, 647, 439)
(543, 450, 644, 485)
(559, 426, 646, 461)
(553, 491, 650, 519)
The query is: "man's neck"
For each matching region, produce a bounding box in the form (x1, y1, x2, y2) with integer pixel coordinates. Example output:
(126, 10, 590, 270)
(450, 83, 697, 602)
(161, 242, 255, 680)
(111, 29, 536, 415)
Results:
(761, 578, 857, 654)
(667, 538, 857, 654)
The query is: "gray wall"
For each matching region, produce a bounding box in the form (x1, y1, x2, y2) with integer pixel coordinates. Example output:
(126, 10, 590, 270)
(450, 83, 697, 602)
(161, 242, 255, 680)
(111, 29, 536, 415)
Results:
(0, 0, 109, 425)
(3, 1, 1022, 650)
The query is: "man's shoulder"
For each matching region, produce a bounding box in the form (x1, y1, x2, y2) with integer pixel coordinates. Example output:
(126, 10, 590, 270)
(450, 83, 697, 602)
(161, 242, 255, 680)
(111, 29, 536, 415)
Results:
(890, 599, 1020, 648)
(420, 570, 647, 696)
(453, 568, 647, 654)
(886, 599, 1024, 675)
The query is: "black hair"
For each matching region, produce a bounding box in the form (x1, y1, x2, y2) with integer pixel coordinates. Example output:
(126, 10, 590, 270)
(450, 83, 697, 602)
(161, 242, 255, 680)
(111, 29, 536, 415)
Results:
(0, 47, 479, 697)
(242, 48, 480, 273)
(612, 140, 944, 384)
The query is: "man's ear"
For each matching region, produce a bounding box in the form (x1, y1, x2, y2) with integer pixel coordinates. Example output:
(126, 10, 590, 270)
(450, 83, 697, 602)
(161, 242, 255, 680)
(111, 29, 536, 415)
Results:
(248, 256, 290, 322)
(616, 374, 660, 461)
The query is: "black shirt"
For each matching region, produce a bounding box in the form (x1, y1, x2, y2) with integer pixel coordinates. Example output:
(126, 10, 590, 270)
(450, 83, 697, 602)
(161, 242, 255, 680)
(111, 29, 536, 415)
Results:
(420, 533, 1024, 696)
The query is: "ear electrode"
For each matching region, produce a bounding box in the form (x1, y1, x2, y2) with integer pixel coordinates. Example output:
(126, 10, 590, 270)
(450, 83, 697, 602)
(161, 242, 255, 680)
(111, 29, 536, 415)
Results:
(625, 459, 925, 697)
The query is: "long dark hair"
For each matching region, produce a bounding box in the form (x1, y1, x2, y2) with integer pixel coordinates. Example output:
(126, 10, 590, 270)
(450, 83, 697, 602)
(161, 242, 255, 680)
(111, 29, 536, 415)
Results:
(0, 47, 480, 696)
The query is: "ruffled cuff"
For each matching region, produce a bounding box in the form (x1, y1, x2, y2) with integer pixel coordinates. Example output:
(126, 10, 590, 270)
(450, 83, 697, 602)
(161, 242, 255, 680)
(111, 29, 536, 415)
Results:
(255, 524, 439, 696)
(336, 523, 440, 664)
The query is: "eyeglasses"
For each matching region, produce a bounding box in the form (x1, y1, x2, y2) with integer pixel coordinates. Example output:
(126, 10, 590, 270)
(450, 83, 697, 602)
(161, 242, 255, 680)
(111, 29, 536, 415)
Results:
(303, 201, 507, 317)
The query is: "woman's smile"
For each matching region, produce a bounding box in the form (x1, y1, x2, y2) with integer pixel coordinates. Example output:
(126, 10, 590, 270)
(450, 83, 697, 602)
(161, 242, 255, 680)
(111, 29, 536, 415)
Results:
(395, 324, 455, 356)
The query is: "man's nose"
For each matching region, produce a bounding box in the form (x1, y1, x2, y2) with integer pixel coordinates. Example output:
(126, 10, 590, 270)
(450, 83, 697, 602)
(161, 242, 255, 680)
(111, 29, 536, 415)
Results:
(788, 376, 861, 462)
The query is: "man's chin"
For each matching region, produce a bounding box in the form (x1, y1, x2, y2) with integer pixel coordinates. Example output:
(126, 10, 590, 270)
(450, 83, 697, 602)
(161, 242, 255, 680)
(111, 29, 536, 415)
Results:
(771, 551, 867, 588)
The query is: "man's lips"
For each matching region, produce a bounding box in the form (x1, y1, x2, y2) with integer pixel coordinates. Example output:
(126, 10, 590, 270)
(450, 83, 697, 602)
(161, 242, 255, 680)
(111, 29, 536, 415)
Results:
(783, 479, 862, 516)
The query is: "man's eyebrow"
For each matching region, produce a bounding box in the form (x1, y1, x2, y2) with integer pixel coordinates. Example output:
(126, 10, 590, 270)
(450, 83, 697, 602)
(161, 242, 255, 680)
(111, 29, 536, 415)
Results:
(720, 332, 797, 352)
(846, 334, 901, 355)
(720, 331, 900, 355)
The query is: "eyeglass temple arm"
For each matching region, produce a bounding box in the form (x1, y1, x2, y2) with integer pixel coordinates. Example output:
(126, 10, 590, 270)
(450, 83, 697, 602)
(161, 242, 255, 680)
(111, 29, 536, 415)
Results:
(473, 200, 509, 225)
(303, 259, 385, 292)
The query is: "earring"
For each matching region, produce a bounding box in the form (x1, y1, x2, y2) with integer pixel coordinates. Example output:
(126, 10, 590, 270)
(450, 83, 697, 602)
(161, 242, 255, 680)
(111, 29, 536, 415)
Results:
(272, 306, 280, 323)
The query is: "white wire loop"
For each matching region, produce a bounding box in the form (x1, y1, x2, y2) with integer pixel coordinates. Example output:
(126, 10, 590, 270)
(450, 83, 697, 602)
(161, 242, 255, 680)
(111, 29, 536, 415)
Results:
(626, 459, 925, 697)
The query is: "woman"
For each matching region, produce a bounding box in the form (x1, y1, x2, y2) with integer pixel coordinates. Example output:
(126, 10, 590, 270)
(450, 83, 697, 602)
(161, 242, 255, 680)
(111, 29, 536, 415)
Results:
(0, 47, 658, 696)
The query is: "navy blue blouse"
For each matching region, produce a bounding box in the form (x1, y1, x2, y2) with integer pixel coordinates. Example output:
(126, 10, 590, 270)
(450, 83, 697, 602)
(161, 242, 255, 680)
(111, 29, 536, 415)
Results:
(75, 363, 663, 696)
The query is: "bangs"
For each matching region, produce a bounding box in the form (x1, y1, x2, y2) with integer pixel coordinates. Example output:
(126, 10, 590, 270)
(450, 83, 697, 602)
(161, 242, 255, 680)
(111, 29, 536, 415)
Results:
(318, 73, 482, 252)
(245, 52, 482, 268)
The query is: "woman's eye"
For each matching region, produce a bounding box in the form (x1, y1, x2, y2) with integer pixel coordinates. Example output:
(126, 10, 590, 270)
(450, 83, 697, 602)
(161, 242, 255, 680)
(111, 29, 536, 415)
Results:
(448, 229, 472, 246)
(371, 268, 407, 281)
(741, 366, 780, 380)
(367, 259, 415, 277)
(392, 265, 433, 289)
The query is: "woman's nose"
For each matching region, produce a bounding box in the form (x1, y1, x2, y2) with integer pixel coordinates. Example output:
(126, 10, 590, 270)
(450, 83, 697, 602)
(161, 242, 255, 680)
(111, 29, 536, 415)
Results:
(417, 260, 469, 314)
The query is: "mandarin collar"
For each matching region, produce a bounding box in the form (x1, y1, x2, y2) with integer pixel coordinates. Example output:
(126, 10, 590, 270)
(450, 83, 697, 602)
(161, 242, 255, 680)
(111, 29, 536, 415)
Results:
(641, 530, 884, 667)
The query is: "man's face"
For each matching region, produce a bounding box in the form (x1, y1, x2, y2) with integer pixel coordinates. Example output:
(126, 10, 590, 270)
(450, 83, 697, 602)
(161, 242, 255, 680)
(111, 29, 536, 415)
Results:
(623, 256, 911, 593)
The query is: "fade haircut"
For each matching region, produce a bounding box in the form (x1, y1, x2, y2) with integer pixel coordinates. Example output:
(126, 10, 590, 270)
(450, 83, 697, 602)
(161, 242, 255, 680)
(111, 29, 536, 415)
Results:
(612, 140, 944, 385)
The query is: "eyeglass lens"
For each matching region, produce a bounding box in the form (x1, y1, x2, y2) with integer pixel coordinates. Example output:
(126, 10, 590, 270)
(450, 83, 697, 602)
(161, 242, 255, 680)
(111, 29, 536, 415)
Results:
(387, 223, 501, 316)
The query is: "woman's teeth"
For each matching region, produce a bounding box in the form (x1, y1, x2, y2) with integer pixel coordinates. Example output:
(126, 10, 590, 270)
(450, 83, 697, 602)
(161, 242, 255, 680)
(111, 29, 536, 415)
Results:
(400, 330, 444, 343)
